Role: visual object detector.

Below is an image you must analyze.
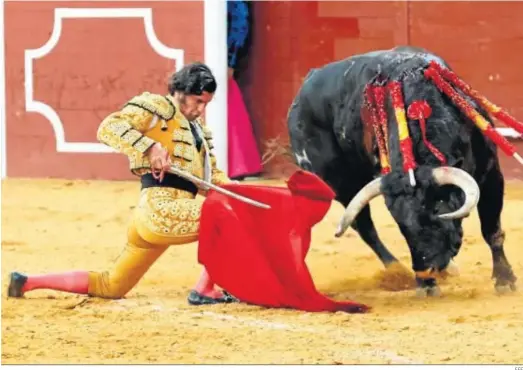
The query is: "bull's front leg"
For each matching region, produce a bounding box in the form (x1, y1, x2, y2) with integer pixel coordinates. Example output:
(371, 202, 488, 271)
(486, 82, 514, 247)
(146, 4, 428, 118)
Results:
(348, 204, 399, 266)
(335, 172, 400, 268)
(477, 168, 517, 293)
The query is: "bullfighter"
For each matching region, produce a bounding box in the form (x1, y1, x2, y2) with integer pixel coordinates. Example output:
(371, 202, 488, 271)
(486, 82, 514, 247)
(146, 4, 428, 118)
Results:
(8, 62, 239, 305)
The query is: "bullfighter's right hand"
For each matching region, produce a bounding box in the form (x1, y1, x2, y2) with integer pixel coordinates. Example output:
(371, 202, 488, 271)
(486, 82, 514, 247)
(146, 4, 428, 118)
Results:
(147, 142, 171, 182)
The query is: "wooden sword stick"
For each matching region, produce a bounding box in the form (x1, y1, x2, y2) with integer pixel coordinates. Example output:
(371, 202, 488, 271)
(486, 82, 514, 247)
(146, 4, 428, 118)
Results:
(168, 165, 271, 210)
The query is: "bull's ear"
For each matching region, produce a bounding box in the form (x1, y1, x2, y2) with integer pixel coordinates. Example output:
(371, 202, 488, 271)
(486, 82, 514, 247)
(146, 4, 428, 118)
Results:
(448, 157, 464, 168)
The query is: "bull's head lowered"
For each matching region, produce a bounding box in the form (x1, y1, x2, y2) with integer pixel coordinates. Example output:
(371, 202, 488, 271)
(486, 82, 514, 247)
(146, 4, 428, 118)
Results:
(335, 165, 479, 277)
(334, 60, 522, 279)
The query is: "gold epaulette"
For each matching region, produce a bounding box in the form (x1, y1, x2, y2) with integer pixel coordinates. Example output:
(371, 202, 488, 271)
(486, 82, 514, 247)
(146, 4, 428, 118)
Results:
(124, 92, 176, 121)
(198, 122, 215, 152)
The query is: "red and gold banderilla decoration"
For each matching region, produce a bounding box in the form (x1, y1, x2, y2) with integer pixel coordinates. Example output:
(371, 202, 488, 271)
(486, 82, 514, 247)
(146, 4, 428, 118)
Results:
(362, 78, 421, 185)
(429, 61, 523, 136)
(388, 81, 417, 186)
(407, 100, 448, 165)
(362, 83, 391, 174)
(374, 85, 390, 164)
(424, 63, 523, 166)
(360, 60, 523, 185)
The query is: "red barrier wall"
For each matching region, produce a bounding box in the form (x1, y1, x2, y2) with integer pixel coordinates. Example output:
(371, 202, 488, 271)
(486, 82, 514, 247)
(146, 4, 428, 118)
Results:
(4, 1, 523, 180)
(4, 1, 203, 180)
(240, 1, 523, 179)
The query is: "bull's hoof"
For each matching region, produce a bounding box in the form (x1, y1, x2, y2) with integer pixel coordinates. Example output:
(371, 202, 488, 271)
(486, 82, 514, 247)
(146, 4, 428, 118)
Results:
(495, 282, 517, 295)
(415, 287, 428, 298)
(415, 277, 441, 298)
(415, 285, 441, 298)
(492, 266, 517, 295)
(427, 285, 442, 297)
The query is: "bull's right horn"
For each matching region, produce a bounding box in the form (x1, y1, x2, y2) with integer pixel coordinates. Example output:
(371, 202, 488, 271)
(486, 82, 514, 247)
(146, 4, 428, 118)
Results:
(335, 177, 383, 237)
(432, 167, 480, 220)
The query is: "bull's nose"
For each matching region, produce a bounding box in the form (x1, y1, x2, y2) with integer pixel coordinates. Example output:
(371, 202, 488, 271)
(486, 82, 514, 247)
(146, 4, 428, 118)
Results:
(415, 259, 459, 280)
(415, 267, 436, 280)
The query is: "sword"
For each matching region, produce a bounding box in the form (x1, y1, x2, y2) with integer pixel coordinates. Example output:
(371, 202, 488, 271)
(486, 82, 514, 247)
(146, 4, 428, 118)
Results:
(168, 165, 271, 210)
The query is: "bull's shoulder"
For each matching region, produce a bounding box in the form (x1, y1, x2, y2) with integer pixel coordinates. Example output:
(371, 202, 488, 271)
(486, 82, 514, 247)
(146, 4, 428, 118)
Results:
(302, 68, 318, 83)
(301, 58, 356, 90)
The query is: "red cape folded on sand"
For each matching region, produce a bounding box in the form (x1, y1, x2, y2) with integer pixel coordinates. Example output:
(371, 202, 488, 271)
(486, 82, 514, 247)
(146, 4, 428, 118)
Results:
(198, 170, 370, 313)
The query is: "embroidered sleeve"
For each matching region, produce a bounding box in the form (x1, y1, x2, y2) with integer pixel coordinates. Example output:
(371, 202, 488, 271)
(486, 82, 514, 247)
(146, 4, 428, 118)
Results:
(97, 104, 156, 163)
(96, 92, 175, 175)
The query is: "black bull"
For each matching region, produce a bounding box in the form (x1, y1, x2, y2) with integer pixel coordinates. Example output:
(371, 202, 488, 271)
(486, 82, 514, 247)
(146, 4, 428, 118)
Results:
(286, 46, 517, 296)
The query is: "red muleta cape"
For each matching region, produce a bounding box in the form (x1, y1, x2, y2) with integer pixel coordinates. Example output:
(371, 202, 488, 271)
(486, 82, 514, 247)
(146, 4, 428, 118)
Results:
(197, 170, 370, 313)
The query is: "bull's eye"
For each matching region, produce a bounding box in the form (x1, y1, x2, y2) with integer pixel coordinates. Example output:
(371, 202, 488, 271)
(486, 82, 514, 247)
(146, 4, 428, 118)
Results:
(434, 200, 446, 213)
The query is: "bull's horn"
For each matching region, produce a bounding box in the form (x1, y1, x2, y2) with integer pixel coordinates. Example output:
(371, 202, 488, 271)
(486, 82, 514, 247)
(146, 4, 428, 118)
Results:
(432, 167, 480, 220)
(335, 177, 383, 237)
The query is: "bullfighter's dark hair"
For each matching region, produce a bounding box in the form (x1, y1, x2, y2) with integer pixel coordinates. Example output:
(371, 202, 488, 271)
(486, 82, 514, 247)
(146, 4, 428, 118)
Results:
(168, 62, 217, 96)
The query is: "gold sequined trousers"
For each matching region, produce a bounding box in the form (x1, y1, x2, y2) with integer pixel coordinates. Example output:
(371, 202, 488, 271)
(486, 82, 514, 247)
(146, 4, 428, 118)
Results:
(88, 187, 203, 298)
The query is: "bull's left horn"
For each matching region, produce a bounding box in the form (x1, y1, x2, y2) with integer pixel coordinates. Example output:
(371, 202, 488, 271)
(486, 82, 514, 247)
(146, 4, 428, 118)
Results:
(335, 177, 383, 237)
(432, 167, 480, 220)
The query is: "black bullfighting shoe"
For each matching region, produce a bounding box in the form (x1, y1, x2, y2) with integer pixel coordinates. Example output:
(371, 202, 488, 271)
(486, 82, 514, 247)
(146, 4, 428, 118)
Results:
(187, 290, 239, 306)
(8, 272, 28, 298)
(221, 290, 239, 303)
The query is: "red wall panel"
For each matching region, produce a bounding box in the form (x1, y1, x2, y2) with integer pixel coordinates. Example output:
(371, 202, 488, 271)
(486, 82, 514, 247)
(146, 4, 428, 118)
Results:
(5, 1, 203, 180)
(241, 1, 523, 179)
(4, 1, 522, 180)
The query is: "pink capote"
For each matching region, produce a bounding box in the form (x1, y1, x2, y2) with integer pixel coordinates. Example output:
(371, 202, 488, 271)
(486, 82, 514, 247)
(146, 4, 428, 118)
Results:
(227, 77, 263, 178)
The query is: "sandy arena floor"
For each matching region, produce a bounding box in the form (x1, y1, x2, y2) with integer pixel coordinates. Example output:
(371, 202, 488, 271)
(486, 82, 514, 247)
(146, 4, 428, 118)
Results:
(1, 177, 522, 364)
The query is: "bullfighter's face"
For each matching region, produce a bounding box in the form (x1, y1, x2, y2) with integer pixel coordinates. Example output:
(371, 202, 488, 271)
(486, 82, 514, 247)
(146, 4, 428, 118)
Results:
(178, 91, 214, 122)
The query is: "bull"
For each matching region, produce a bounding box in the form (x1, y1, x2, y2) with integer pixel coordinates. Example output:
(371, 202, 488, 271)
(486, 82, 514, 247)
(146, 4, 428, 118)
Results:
(287, 46, 520, 296)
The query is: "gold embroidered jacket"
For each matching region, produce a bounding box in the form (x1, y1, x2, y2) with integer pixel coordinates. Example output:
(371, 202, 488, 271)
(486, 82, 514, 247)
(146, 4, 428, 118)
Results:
(96, 92, 230, 186)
